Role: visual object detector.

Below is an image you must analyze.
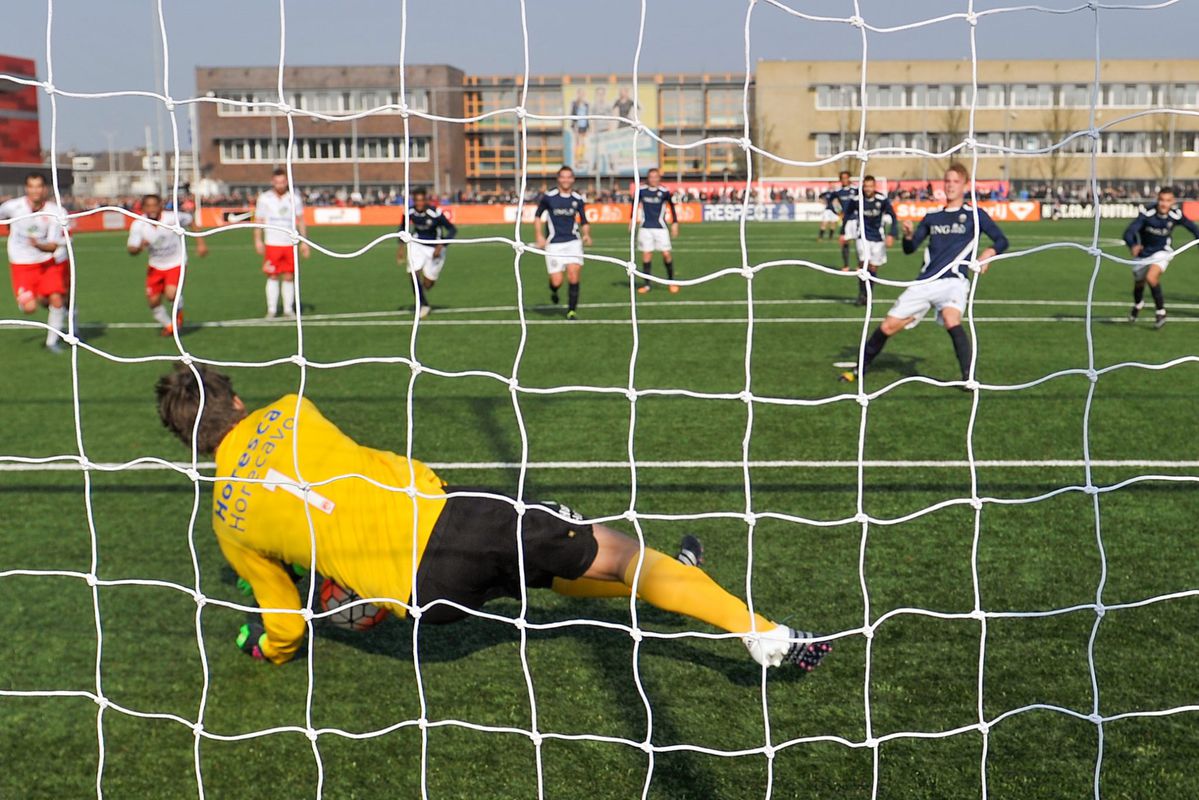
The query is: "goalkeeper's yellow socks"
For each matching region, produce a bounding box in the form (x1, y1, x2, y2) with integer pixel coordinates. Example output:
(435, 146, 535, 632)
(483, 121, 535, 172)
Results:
(621, 548, 774, 635)
(551, 576, 632, 599)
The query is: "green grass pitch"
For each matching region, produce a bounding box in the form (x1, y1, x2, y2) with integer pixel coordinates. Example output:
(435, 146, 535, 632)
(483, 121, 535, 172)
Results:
(1, 219, 1197, 798)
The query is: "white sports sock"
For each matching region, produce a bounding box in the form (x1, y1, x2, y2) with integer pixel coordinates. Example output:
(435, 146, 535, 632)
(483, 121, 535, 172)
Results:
(46, 305, 66, 345)
(151, 304, 172, 326)
(281, 280, 296, 314)
(265, 279, 280, 314)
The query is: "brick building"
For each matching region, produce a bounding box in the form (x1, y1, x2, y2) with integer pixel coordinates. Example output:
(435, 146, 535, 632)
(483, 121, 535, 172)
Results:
(195, 64, 465, 198)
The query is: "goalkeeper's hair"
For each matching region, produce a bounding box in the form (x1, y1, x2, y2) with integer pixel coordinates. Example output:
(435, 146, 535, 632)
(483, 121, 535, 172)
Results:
(155, 364, 245, 454)
(946, 162, 970, 182)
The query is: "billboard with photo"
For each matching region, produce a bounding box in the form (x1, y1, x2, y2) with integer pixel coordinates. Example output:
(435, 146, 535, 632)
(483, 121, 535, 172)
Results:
(561, 79, 658, 177)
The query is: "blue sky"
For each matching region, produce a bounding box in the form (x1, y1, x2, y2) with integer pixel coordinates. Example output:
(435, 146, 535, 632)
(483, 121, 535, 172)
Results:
(0, 0, 1193, 151)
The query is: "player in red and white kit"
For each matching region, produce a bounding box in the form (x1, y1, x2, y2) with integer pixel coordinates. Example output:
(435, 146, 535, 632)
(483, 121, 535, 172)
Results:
(253, 168, 310, 318)
(127, 194, 208, 336)
(1, 172, 70, 352)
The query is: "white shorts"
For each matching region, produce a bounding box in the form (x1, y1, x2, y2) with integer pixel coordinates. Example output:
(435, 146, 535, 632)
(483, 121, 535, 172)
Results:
(842, 219, 858, 239)
(821, 209, 839, 224)
(888, 277, 970, 329)
(1132, 247, 1172, 281)
(637, 228, 672, 253)
(854, 238, 888, 266)
(544, 240, 584, 275)
(407, 242, 446, 281)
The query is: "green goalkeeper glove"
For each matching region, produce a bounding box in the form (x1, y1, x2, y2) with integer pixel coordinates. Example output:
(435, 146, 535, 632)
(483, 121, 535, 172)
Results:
(236, 621, 268, 661)
(236, 563, 312, 597)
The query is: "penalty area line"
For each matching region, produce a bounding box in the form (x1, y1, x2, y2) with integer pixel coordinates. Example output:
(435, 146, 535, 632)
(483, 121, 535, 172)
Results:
(1, 459, 1197, 473)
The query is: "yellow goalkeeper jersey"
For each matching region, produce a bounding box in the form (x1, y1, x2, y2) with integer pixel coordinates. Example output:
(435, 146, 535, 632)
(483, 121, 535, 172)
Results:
(212, 394, 447, 664)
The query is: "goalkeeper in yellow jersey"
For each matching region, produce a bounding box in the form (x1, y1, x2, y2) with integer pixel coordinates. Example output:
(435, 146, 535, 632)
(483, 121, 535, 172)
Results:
(155, 365, 831, 673)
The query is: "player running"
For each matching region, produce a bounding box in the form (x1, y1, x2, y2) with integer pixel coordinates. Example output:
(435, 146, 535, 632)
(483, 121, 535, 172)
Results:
(126, 194, 208, 336)
(632, 168, 680, 294)
(154, 364, 831, 673)
(839, 175, 897, 306)
(1121, 187, 1199, 329)
(0, 172, 70, 352)
(533, 166, 591, 320)
(839, 163, 1008, 388)
(253, 168, 310, 319)
(397, 188, 458, 319)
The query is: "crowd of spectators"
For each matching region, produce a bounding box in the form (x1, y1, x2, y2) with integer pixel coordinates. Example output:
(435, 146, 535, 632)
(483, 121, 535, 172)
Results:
(24, 179, 1193, 214)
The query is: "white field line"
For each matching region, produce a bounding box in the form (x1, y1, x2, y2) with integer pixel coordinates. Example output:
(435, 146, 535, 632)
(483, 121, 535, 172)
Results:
(1, 458, 1196, 473)
(6, 297, 1195, 332)
(35, 315, 1199, 331)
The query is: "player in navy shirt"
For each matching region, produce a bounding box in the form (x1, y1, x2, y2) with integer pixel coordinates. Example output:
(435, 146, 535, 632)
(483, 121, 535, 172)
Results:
(839, 163, 1008, 389)
(1121, 187, 1199, 328)
(397, 188, 458, 319)
(532, 166, 591, 319)
(839, 175, 897, 305)
(633, 168, 680, 294)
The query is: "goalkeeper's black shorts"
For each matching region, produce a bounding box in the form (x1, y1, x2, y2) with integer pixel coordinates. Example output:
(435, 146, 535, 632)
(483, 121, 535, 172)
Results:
(413, 487, 597, 624)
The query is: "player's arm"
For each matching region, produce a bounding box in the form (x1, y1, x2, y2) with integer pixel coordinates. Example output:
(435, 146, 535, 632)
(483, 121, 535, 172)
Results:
(883, 198, 898, 246)
(629, 193, 639, 233)
(433, 210, 457, 258)
(532, 196, 549, 249)
(667, 194, 679, 238)
(187, 213, 209, 258)
(901, 215, 929, 254)
(295, 202, 310, 259)
(252, 198, 266, 255)
(126, 222, 147, 256)
(976, 211, 1008, 274)
(218, 534, 307, 665)
(1122, 215, 1145, 258)
(30, 214, 63, 254)
(578, 200, 592, 246)
(1179, 213, 1199, 243)
(839, 199, 856, 242)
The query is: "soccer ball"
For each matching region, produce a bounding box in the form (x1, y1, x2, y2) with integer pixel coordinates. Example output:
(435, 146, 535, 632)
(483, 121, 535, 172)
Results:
(318, 577, 390, 632)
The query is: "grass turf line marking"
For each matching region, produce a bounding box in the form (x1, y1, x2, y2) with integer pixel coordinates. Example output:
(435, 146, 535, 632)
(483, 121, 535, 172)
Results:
(2, 459, 1196, 472)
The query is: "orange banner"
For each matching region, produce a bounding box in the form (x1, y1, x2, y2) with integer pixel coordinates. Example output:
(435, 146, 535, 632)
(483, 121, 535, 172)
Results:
(889, 200, 1041, 223)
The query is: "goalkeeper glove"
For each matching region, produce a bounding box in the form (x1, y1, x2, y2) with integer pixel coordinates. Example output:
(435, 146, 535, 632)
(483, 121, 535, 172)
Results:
(235, 563, 312, 597)
(236, 621, 268, 661)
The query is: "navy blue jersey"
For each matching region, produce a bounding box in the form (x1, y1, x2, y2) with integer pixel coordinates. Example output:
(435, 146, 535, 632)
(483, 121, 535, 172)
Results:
(1122, 205, 1199, 256)
(401, 206, 457, 245)
(903, 204, 1009, 281)
(834, 186, 858, 218)
(840, 193, 898, 242)
(635, 186, 676, 229)
(820, 190, 837, 212)
(535, 189, 587, 244)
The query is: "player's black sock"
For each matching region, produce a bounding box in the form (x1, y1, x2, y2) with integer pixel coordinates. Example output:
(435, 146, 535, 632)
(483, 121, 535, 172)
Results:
(860, 327, 889, 372)
(413, 280, 428, 308)
(549, 279, 559, 303)
(641, 260, 653, 287)
(1132, 284, 1145, 306)
(663, 256, 675, 280)
(568, 282, 580, 312)
(1150, 284, 1165, 311)
(840, 242, 850, 268)
(947, 325, 972, 380)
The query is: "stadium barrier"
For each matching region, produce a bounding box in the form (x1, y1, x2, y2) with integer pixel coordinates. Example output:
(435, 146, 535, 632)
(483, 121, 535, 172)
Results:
(0, 198, 1058, 237)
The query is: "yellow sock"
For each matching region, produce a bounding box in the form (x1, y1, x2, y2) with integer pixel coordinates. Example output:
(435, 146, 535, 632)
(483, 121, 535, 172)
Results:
(551, 576, 633, 599)
(622, 548, 774, 634)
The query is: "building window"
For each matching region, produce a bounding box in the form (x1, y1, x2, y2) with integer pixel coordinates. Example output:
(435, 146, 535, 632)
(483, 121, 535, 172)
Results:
(1010, 84, 1054, 108)
(909, 84, 957, 108)
(219, 136, 430, 163)
(660, 87, 705, 128)
(814, 133, 836, 158)
(864, 84, 905, 108)
(705, 142, 741, 173)
(1104, 83, 1154, 107)
(1059, 84, 1092, 107)
(815, 85, 859, 109)
(706, 88, 744, 127)
(961, 84, 1005, 108)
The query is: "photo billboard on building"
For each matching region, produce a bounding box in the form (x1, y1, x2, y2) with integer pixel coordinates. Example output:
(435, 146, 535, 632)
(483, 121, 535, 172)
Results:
(561, 78, 658, 177)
